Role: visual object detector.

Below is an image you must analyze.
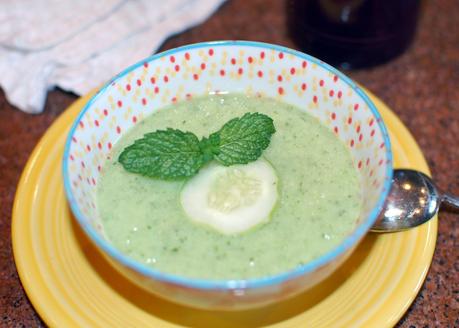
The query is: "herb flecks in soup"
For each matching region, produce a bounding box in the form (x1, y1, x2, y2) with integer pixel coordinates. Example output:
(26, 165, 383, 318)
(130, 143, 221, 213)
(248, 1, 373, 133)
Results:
(97, 94, 362, 280)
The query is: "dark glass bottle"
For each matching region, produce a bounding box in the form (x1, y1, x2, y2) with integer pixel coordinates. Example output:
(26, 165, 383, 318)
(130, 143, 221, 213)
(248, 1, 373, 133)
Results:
(287, 0, 421, 69)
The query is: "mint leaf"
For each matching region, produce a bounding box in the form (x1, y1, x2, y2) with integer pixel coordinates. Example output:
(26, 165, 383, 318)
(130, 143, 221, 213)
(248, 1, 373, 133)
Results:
(118, 128, 205, 179)
(212, 112, 276, 166)
(118, 112, 276, 179)
(199, 133, 220, 163)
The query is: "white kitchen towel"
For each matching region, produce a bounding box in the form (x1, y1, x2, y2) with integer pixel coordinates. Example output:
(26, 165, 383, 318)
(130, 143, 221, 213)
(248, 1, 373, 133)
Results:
(0, 0, 225, 113)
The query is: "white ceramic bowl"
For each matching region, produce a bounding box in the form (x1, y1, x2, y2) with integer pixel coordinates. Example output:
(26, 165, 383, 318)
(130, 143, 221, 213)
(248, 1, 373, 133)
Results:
(63, 41, 392, 310)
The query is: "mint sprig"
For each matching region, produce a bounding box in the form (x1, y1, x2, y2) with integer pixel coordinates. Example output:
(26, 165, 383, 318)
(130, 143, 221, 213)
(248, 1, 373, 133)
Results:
(118, 112, 275, 179)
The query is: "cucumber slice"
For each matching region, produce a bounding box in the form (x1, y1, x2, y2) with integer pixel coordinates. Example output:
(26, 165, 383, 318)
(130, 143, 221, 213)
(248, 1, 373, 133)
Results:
(180, 159, 278, 235)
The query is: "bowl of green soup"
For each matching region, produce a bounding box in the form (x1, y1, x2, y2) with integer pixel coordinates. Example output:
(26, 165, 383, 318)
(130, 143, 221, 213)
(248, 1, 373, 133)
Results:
(63, 41, 392, 310)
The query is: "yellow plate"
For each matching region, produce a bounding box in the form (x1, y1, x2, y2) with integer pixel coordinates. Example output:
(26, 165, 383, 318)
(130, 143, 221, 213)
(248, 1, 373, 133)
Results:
(12, 90, 436, 328)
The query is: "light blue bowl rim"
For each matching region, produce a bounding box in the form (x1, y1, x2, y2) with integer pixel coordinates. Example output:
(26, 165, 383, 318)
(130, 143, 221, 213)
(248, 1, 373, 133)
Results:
(63, 40, 393, 290)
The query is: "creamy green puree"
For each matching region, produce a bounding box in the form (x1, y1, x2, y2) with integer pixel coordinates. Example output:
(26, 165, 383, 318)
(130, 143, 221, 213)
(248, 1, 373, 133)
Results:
(97, 94, 362, 280)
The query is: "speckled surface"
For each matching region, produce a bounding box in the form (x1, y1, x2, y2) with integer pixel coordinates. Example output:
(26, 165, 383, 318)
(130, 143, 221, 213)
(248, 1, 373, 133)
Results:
(1, 0, 458, 327)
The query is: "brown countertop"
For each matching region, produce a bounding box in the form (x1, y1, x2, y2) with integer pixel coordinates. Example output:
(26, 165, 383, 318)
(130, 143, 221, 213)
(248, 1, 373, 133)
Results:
(1, 0, 458, 326)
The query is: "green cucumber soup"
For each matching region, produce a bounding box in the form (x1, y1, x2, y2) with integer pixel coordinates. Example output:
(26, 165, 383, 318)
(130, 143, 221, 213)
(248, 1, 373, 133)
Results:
(97, 94, 362, 280)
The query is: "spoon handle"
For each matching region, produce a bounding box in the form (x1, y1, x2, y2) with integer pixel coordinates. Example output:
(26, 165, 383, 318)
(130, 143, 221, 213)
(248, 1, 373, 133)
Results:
(441, 193, 459, 212)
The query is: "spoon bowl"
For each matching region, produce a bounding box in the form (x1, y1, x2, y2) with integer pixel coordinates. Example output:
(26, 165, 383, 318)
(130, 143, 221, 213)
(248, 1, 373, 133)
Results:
(372, 169, 459, 232)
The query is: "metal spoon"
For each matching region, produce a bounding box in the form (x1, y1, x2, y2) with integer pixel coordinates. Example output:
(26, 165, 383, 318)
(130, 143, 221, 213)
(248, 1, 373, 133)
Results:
(371, 169, 459, 232)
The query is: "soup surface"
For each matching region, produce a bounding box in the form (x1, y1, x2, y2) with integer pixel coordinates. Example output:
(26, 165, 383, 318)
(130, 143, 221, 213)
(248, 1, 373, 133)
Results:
(97, 94, 362, 279)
